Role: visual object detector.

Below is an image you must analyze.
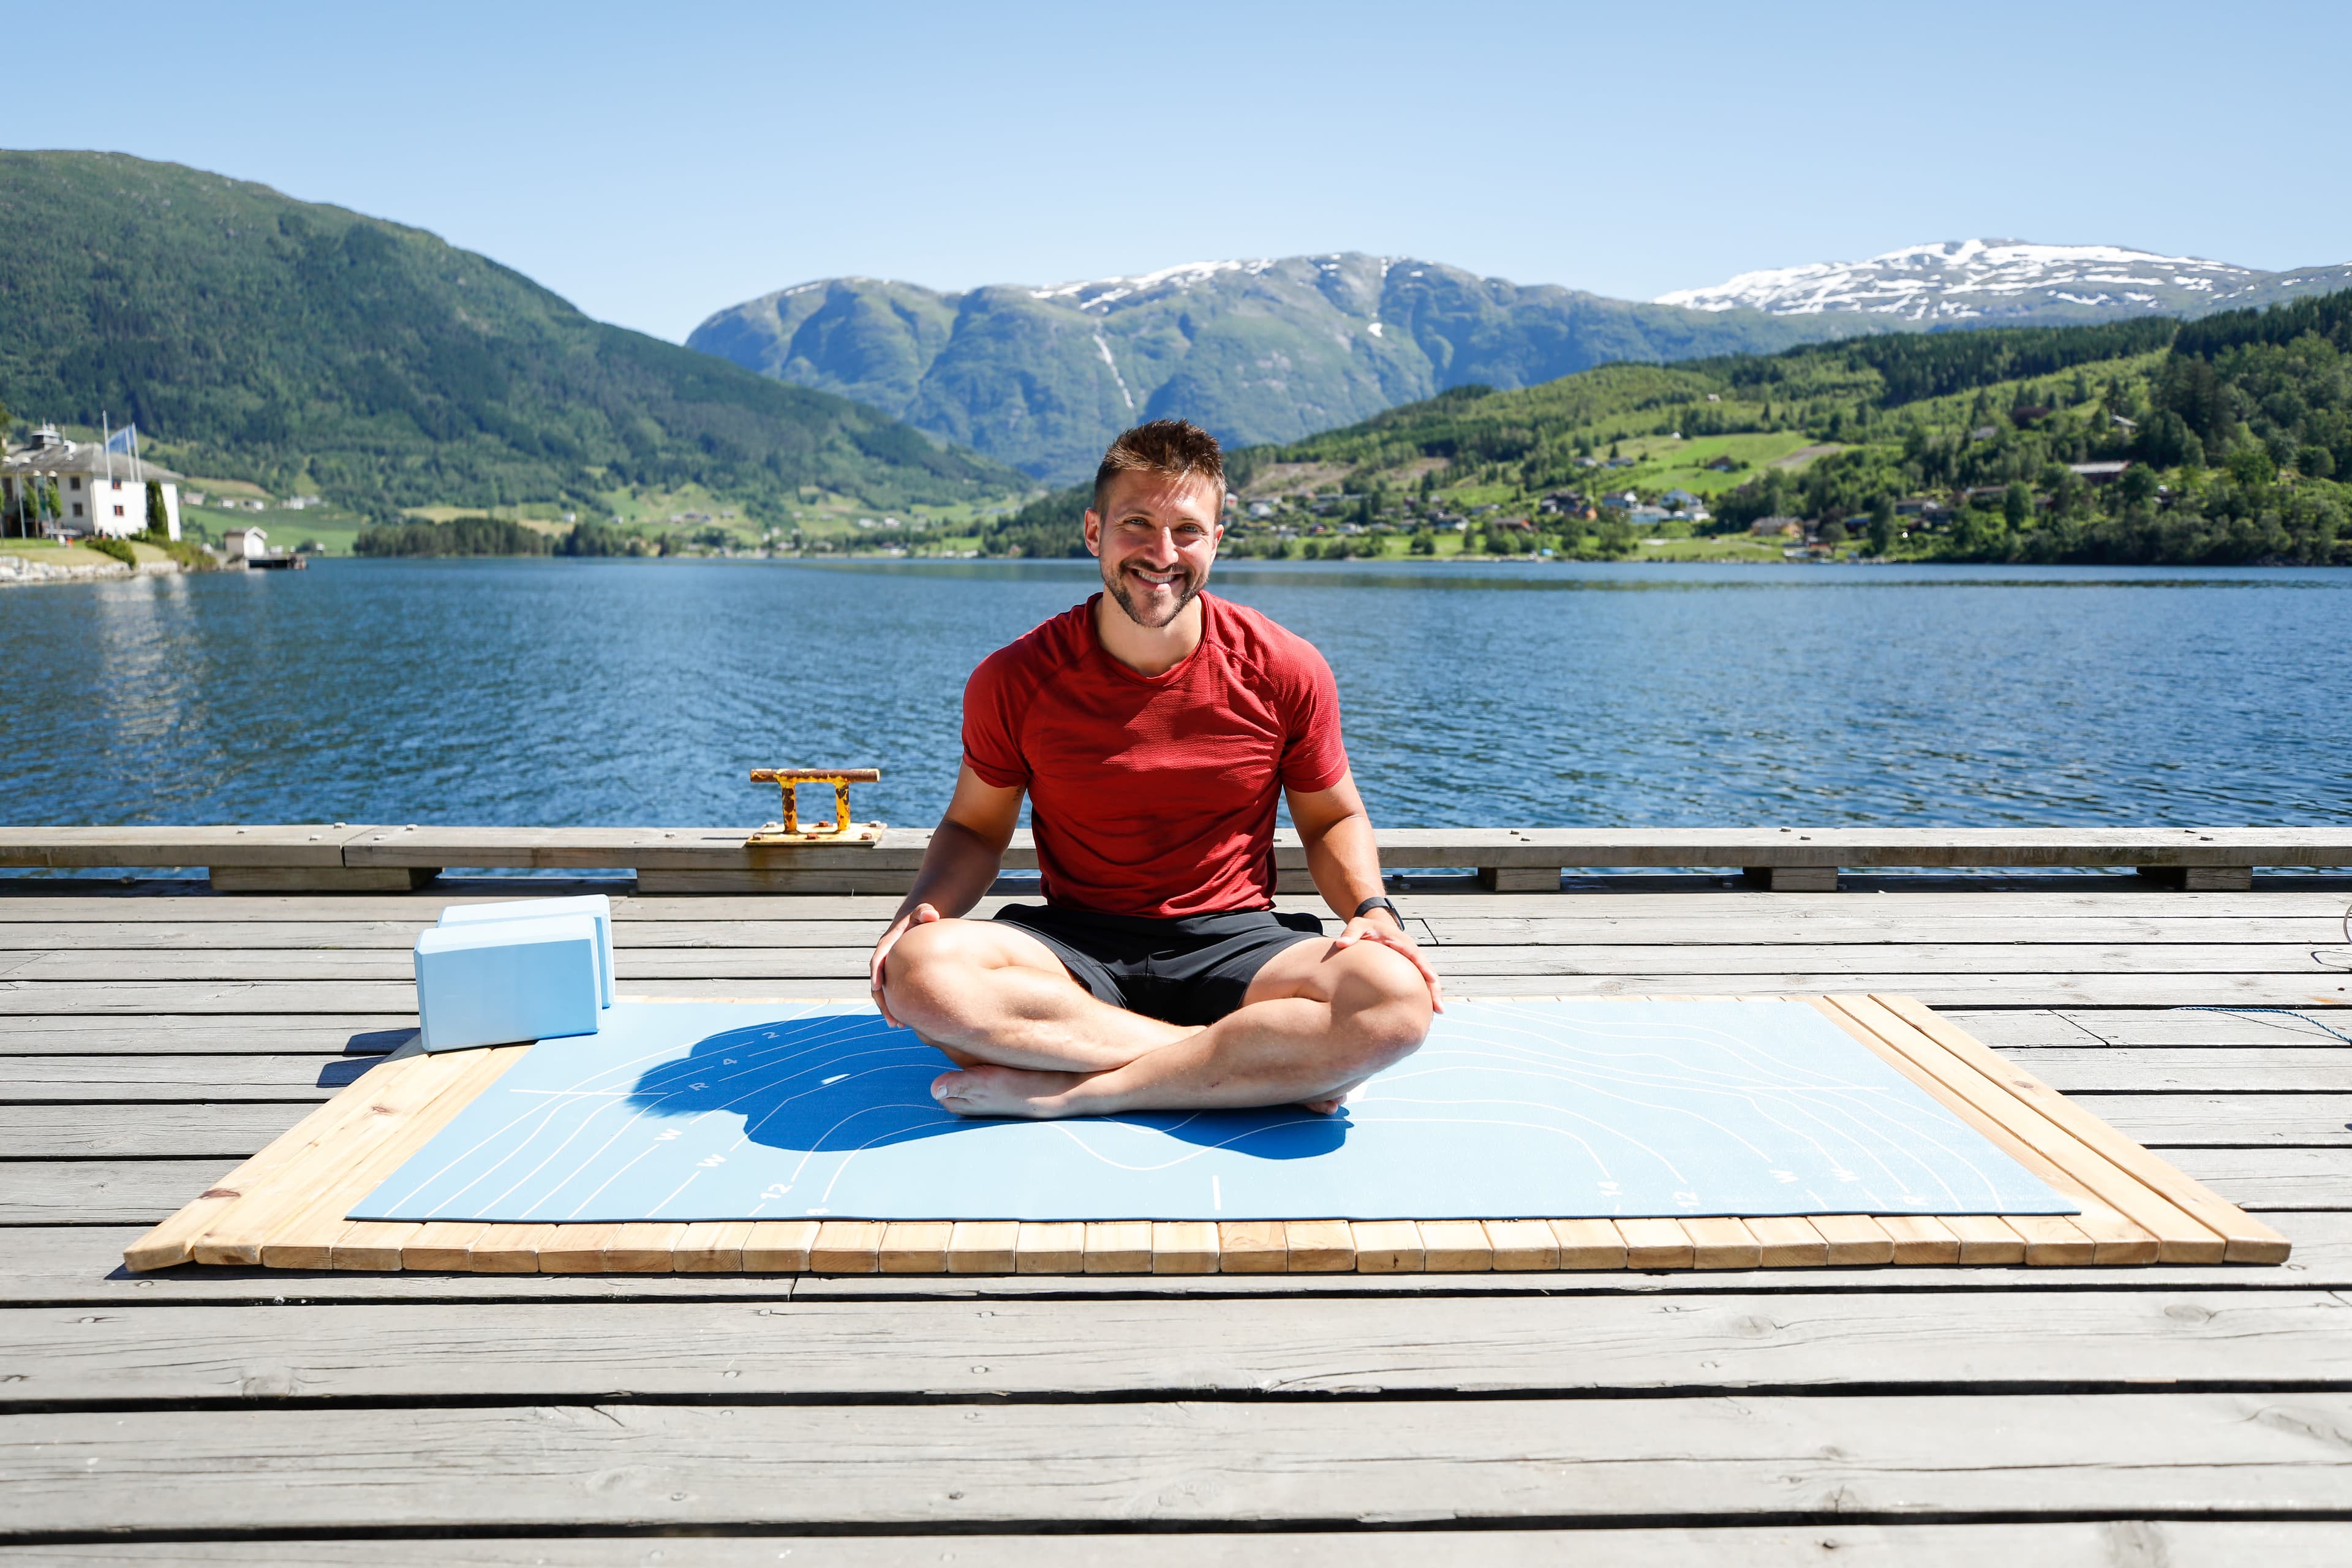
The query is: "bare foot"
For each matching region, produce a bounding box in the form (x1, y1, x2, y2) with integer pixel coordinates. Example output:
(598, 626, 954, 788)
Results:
(1301, 1094, 1348, 1115)
(932, 1065, 1091, 1119)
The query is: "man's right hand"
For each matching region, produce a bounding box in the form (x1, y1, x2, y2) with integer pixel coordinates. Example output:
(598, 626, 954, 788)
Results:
(869, 902, 941, 1027)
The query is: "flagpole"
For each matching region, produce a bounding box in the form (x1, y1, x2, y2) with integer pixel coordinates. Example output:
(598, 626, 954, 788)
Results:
(102, 412, 115, 486)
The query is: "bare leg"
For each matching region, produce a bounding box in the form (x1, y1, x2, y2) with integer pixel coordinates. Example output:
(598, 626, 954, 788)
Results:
(881, 917, 1195, 1072)
(930, 937, 1432, 1118)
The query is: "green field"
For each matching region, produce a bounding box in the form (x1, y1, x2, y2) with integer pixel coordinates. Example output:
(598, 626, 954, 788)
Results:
(181, 505, 363, 556)
(1591, 431, 1834, 496)
(0, 538, 124, 570)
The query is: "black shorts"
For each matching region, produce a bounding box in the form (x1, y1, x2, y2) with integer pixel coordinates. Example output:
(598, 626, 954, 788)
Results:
(992, 904, 1328, 1028)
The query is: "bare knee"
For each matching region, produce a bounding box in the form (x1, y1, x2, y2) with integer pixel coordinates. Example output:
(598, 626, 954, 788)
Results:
(1327, 944, 1433, 1076)
(881, 919, 1001, 1028)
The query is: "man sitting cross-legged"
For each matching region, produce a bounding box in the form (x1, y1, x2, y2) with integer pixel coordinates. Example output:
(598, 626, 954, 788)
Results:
(871, 418, 1441, 1120)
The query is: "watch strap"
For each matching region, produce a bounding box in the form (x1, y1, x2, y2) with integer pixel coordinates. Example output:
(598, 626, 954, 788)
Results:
(1352, 895, 1403, 924)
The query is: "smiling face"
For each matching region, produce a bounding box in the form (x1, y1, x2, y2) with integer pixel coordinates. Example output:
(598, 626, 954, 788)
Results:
(1085, 470, 1224, 630)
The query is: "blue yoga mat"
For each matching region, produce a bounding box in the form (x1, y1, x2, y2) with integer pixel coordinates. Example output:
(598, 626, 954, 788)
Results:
(351, 998, 2078, 1223)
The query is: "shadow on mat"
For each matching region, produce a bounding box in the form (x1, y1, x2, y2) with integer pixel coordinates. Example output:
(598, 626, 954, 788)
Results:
(625, 1016, 1352, 1159)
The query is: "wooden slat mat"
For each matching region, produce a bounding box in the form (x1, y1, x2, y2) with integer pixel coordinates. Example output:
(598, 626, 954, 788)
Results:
(124, 995, 2289, 1274)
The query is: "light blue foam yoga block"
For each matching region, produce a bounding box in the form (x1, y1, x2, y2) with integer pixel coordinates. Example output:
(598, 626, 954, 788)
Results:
(414, 914, 603, 1053)
(438, 894, 614, 1006)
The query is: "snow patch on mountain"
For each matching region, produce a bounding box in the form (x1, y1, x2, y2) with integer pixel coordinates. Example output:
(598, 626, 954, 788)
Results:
(1031, 258, 1283, 312)
(1654, 240, 2259, 320)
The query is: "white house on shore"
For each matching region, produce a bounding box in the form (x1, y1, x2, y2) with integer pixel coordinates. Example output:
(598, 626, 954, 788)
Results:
(1, 424, 183, 541)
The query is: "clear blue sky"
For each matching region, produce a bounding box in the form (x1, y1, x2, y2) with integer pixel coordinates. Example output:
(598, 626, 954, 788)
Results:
(15, 0, 2348, 342)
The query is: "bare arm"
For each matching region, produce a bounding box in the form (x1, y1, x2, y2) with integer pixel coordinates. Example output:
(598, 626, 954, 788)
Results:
(1286, 772, 1444, 1011)
(868, 764, 1025, 1022)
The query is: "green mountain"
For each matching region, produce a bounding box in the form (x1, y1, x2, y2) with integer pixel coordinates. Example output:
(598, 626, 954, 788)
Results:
(982, 292, 2352, 567)
(687, 256, 1888, 484)
(0, 151, 1025, 522)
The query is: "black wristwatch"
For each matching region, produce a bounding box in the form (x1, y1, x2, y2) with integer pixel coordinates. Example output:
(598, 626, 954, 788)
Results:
(1352, 895, 1404, 927)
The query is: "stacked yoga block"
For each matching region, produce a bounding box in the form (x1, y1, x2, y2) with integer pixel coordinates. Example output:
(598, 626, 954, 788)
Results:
(413, 894, 616, 1052)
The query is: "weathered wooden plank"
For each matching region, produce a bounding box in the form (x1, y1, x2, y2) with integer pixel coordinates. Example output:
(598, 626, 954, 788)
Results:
(0, 1104, 328, 1159)
(0, 1017, 417, 1056)
(2070, 1094, 2352, 1146)
(2164, 1148, 2352, 1210)
(8, 1292, 2350, 1406)
(2042, 1007, 2352, 1047)
(1427, 943, 2351, 976)
(614, 888, 2352, 919)
(0, 1055, 385, 1101)
(0, 981, 425, 1015)
(0, 825, 380, 871)
(2003, 1049, 2352, 1093)
(40, 908, 2339, 953)
(10, 1394, 2352, 1533)
(10, 940, 2340, 982)
(6, 1521, 2348, 1568)
(1420, 914, 2352, 946)
(16, 971, 2342, 1011)
(21, 822, 2335, 872)
(7, 887, 2345, 925)
(0, 1161, 226, 1226)
(0, 891, 631, 922)
(0, 920, 427, 951)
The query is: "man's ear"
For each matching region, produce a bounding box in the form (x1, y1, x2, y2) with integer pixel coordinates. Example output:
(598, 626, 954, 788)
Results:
(1082, 508, 1103, 557)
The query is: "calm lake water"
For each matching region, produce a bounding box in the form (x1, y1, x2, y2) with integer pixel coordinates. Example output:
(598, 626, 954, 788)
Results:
(3, 557, 2347, 831)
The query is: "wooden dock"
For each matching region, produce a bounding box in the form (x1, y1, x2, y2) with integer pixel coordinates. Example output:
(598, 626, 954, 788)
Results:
(4, 867, 2351, 1559)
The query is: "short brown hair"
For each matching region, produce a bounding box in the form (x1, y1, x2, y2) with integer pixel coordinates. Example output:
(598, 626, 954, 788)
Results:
(1093, 419, 1224, 513)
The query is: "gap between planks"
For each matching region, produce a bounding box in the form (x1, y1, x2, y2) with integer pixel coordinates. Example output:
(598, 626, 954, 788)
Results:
(121, 995, 2291, 1276)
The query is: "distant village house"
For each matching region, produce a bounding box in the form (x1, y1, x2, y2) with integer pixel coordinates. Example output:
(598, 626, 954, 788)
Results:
(1, 424, 183, 541)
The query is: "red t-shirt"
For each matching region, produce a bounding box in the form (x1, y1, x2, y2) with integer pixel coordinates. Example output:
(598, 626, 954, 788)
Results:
(962, 592, 1351, 917)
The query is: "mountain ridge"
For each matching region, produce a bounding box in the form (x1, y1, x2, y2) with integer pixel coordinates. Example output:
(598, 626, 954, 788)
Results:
(693, 241, 2352, 484)
(1654, 238, 2352, 322)
(687, 254, 1883, 484)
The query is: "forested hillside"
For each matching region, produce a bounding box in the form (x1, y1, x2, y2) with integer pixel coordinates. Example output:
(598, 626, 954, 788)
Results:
(0, 153, 1024, 522)
(982, 293, 2352, 566)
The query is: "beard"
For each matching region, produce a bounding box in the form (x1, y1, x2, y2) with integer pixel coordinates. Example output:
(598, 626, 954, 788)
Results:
(1102, 556, 1202, 630)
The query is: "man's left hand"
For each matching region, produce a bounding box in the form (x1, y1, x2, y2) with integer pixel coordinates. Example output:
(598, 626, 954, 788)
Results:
(1332, 911, 1445, 1012)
